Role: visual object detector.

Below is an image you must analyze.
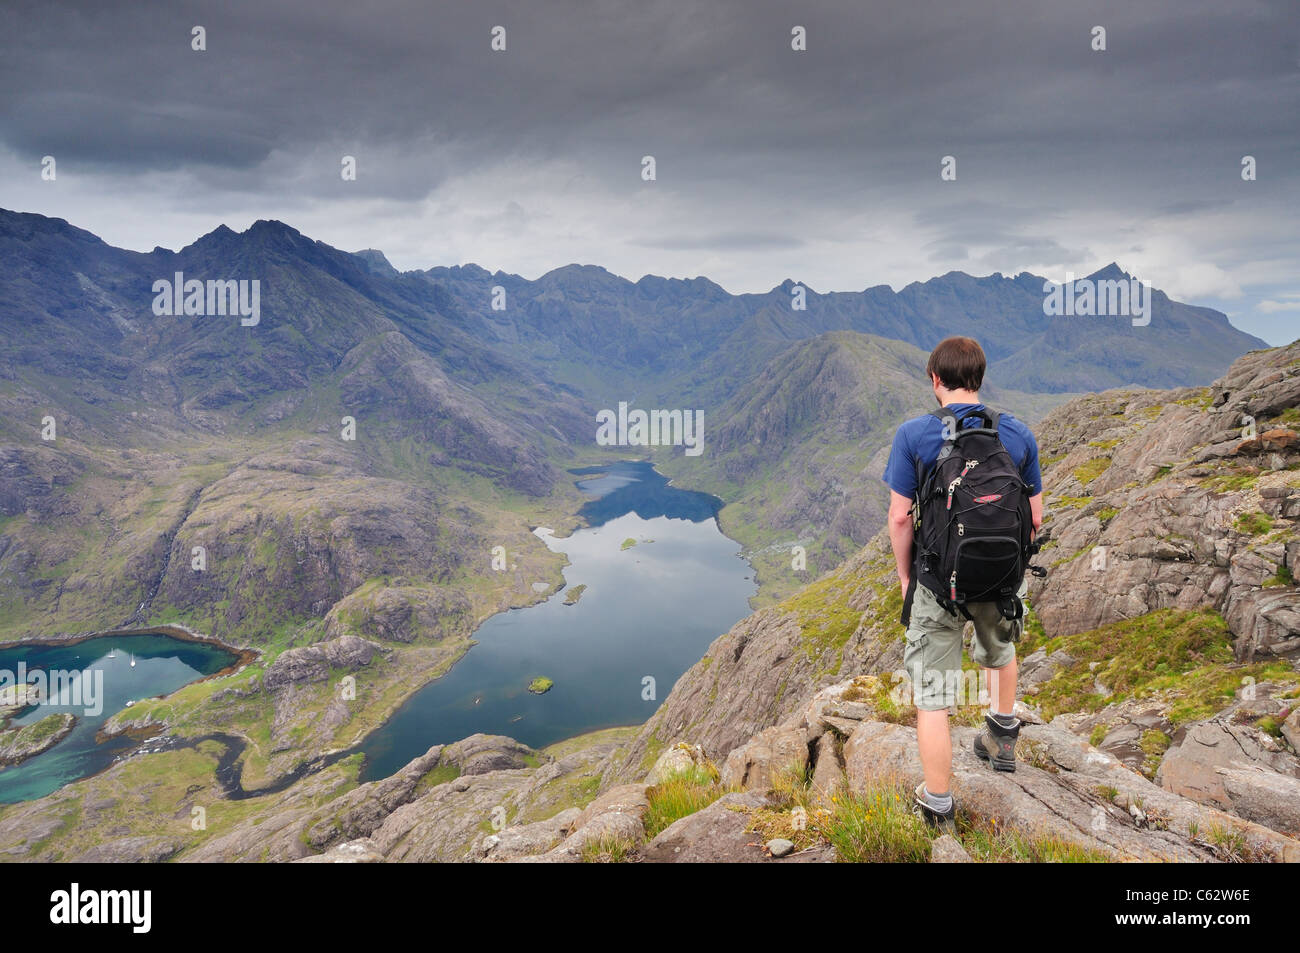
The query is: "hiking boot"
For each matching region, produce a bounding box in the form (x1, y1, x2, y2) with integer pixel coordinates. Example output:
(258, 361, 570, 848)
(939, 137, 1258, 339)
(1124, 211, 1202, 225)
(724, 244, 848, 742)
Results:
(912, 782, 956, 834)
(973, 713, 1020, 772)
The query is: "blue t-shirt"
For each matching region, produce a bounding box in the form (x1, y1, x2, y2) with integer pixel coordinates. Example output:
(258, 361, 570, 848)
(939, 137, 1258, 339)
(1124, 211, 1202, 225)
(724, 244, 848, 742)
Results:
(882, 403, 1042, 499)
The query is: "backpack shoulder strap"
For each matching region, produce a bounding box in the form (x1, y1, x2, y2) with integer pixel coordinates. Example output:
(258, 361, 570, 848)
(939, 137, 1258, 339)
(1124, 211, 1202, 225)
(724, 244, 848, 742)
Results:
(925, 407, 962, 475)
(932, 404, 998, 434)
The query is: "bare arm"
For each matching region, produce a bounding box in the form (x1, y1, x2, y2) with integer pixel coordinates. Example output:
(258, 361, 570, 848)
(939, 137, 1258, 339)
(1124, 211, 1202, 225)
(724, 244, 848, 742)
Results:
(888, 490, 914, 593)
(1029, 492, 1043, 536)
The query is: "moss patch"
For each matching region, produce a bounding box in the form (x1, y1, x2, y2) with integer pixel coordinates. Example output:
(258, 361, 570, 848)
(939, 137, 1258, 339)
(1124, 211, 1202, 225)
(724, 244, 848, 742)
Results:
(1072, 457, 1112, 487)
(1204, 471, 1259, 493)
(1263, 566, 1295, 588)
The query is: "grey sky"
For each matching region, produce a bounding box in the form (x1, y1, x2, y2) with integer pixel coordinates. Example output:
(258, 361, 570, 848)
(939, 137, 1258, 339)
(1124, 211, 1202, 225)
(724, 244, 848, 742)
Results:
(1, 0, 1296, 343)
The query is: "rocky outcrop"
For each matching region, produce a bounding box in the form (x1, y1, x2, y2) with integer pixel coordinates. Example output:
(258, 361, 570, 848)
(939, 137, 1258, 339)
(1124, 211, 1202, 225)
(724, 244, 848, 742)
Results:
(545, 784, 650, 857)
(1155, 691, 1300, 836)
(0, 683, 40, 720)
(843, 718, 1298, 862)
(485, 671, 1300, 863)
(177, 732, 622, 863)
(322, 584, 473, 644)
(1028, 340, 1300, 661)
(638, 792, 775, 863)
(721, 725, 809, 791)
(263, 635, 385, 691)
(643, 742, 709, 785)
(930, 834, 972, 862)
(474, 808, 581, 861)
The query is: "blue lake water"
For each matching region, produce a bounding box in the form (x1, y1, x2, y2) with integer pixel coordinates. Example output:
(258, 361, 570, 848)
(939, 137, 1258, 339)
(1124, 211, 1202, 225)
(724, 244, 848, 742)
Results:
(0, 633, 237, 804)
(358, 460, 755, 781)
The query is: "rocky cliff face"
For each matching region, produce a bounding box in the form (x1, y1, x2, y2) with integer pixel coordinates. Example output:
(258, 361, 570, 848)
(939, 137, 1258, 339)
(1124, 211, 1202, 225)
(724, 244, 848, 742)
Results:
(1027, 340, 1300, 658)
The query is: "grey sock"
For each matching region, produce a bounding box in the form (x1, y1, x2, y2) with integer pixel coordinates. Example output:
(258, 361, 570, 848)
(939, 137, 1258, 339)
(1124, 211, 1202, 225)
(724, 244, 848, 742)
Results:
(922, 786, 953, 813)
(991, 711, 1019, 729)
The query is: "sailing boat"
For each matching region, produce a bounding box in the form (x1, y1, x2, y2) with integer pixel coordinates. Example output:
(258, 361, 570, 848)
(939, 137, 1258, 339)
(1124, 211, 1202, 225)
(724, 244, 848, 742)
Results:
(129, 654, 136, 668)
(107, 647, 117, 659)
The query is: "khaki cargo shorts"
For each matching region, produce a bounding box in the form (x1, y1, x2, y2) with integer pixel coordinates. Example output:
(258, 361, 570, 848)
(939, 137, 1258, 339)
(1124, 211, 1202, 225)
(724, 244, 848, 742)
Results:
(902, 579, 1027, 712)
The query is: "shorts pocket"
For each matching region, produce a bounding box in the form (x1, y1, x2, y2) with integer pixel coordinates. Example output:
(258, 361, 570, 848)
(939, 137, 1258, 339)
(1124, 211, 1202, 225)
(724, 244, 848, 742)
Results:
(902, 629, 929, 671)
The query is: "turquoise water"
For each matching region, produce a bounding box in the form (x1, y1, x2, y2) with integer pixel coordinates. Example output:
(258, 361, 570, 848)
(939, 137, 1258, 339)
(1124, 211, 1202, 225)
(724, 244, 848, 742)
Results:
(0, 633, 237, 804)
(358, 461, 755, 780)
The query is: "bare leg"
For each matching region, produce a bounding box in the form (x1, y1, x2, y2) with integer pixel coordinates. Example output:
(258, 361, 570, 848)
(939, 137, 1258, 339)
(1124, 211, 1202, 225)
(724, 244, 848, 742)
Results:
(984, 654, 1018, 714)
(917, 708, 952, 793)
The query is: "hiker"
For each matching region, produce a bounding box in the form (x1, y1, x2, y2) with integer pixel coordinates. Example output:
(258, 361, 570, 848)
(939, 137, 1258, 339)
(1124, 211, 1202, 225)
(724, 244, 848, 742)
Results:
(881, 335, 1044, 832)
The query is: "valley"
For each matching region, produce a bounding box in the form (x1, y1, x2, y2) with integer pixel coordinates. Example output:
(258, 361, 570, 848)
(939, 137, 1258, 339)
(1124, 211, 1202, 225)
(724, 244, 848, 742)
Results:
(0, 207, 1287, 862)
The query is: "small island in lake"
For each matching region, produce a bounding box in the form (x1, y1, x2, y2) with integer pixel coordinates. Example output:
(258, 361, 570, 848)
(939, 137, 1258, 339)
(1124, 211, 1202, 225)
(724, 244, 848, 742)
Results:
(0, 711, 77, 767)
(563, 584, 587, 605)
(527, 676, 554, 694)
(620, 537, 637, 550)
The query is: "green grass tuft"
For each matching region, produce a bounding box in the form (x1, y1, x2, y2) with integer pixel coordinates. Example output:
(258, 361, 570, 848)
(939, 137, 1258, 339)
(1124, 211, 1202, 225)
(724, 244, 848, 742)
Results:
(580, 833, 636, 863)
(643, 765, 723, 838)
(1234, 511, 1273, 535)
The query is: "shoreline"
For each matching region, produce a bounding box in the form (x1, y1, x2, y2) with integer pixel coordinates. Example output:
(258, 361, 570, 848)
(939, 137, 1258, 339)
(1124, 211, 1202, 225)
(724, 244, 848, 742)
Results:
(1, 458, 740, 798)
(354, 460, 747, 779)
(0, 623, 259, 680)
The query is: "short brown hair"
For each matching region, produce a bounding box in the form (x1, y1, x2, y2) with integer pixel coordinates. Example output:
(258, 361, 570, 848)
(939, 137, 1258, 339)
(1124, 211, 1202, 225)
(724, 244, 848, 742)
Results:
(926, 336, 986, 391)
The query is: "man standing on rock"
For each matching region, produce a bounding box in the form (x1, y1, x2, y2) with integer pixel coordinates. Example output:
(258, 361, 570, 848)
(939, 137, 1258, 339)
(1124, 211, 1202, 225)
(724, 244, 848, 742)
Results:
(882, 336, 1044, 831)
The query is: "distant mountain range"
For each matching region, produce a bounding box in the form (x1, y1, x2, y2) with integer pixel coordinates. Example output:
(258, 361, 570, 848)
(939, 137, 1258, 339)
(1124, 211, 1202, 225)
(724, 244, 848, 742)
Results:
(2, 209, 1266, 417)
(408, 251, 1266, 400)
(0, 207, 1271, 633)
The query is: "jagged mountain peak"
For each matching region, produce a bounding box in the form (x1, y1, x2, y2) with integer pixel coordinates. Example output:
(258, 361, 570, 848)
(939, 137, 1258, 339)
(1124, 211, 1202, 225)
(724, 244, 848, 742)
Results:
(1082, 261, 1131, 282)
(351, 248, 399, 278)
(245, 218, 301, 237)
(768, 277, 811, 294)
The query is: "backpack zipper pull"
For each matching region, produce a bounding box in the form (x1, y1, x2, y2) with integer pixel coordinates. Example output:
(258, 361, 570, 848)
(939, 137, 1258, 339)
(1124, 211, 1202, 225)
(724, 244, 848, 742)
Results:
(949, 571, 957, 602)
(947, 477, 961, 509)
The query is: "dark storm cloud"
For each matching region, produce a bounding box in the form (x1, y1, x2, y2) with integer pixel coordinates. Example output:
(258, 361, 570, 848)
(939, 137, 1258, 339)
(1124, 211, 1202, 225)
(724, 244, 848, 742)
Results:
(0, 0, 1296, 342)
(4, 0, 1295, 184)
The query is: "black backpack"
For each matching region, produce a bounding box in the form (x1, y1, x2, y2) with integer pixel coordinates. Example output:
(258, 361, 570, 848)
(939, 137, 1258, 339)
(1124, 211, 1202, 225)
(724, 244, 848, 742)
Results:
(903, 405, 1044, 625)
